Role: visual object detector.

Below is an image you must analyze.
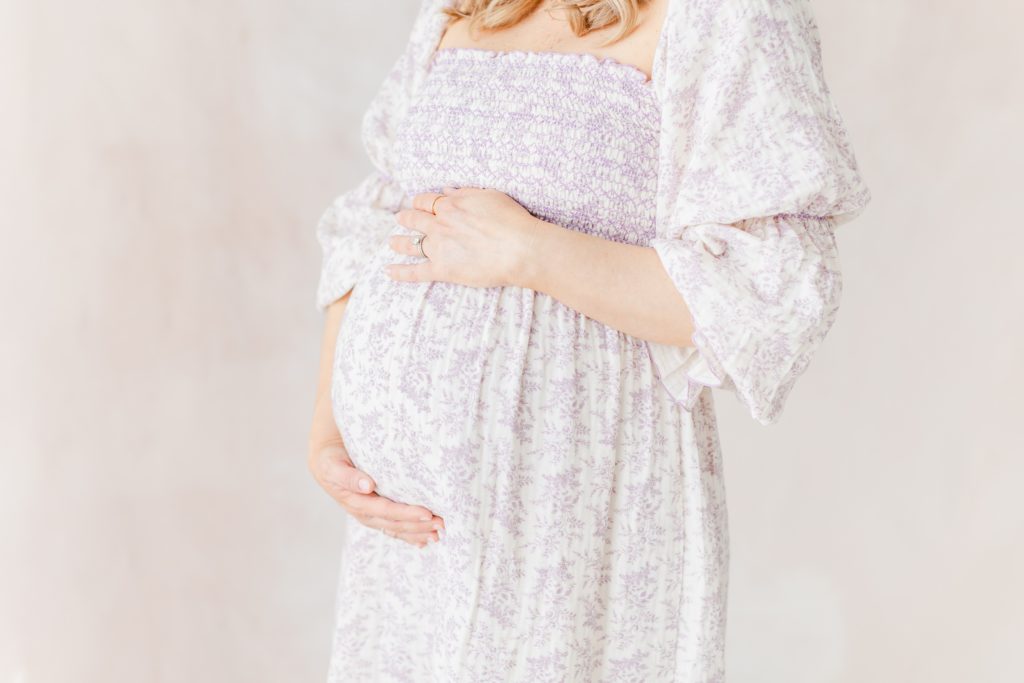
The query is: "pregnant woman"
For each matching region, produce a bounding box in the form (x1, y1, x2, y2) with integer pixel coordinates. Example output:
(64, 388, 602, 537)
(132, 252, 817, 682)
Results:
(307, 0, 870, 680)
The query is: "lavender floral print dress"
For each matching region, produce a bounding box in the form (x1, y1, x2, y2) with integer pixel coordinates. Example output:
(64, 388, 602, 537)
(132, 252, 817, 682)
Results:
(313, 0, 870, 680)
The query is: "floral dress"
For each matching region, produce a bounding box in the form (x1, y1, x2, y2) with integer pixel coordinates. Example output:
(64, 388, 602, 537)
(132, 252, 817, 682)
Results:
(312, 1, 870, 681)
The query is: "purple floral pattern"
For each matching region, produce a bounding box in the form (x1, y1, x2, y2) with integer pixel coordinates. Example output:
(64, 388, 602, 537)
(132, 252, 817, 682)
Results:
(313, 1, 869, 680)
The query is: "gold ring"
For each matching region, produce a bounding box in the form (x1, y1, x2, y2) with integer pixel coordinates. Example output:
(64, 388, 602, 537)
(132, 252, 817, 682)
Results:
(430, 195, 444, 215)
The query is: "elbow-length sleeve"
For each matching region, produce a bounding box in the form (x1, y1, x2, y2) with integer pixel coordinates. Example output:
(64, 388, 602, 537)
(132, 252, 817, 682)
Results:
(314, 0, 447, 311)
(644, 0, 872, 425)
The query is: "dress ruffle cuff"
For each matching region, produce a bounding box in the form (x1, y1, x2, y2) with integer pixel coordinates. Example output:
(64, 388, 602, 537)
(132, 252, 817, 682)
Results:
(645, 214, 843, 426)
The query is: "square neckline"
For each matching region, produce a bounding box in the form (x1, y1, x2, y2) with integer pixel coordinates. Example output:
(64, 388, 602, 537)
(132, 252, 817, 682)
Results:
(427, 0, 673, 91)
(429, 45, 656, 90)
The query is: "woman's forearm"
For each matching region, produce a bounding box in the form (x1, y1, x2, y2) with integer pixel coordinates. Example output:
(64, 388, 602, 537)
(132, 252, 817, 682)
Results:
(310, 290, 351, 451)
(513, 219, 695, 348)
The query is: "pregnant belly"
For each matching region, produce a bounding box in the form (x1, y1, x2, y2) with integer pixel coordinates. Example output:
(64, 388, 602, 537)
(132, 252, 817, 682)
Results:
(330, 229, 655, 520)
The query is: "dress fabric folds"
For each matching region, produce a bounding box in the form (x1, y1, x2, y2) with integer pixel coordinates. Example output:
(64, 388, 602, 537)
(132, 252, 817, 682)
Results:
(313, 0, 870, 680)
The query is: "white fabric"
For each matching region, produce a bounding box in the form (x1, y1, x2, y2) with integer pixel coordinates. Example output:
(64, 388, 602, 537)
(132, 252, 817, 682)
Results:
(316, 0, 870, 426)
(640, 0, 870, 425)
(312, 0, 870, 679)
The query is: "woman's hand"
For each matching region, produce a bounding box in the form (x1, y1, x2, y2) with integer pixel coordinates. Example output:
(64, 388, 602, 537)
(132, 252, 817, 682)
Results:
(308, 437, 444, 548)
(385, 186, 544, 288)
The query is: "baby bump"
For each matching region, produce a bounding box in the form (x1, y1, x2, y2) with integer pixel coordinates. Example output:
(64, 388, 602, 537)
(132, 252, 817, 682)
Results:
(330, 239, 671, 527)
(330, 242, 515, 515)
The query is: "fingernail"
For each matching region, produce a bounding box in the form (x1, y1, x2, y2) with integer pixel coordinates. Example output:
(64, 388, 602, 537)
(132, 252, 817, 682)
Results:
(419, 516, 431, 521)
(358, 478, 371, 492)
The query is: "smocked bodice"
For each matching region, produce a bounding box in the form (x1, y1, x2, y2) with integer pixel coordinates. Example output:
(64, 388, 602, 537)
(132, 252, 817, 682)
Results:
(390, 47, 662, 246)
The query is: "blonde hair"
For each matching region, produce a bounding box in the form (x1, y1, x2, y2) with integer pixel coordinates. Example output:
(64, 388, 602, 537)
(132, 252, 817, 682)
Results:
(441, 0, 652, 49)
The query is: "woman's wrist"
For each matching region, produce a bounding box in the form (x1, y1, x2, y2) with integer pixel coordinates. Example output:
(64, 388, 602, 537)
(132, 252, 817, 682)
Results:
(507, 215, 555, 290)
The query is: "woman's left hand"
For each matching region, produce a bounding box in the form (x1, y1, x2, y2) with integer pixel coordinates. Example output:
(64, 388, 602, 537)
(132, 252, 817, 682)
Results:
(386, 186, 543, 288)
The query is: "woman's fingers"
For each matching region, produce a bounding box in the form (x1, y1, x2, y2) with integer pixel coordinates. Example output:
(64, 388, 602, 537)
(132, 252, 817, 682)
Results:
(333, 458, 376, 495)
(346, 493, 440, 526)
(313, 442, 376, 496)
(395, 530, 439, 548)
(359, 517, 441, 548)
(312, 441, 446, 549)
(356, 514, 439, 535)
(387, 233, 435, 259)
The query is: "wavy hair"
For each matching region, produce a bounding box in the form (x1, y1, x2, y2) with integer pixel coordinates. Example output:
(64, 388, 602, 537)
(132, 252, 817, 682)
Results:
(440, 0, 652, 48)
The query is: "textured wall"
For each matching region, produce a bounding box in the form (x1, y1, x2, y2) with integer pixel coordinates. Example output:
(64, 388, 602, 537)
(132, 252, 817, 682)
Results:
(1, 1, 1021, 681)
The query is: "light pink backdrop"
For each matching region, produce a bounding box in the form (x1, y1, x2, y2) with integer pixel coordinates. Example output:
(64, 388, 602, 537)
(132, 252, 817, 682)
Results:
(2, 1, 1021, 681)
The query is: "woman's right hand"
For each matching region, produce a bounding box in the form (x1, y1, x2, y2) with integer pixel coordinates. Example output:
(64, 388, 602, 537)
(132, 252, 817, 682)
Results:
(308, 437, 444, 548)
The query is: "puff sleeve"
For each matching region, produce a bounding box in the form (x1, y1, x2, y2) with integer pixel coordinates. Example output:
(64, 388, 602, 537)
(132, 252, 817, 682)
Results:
(643, 0, 871, 425)
(314, 0, 446, 311)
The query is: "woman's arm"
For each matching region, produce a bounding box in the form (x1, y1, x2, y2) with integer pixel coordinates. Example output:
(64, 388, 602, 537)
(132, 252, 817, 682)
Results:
(308, 292, 444, 548)
(512, 217, 696, 348)
(388, 187, 697, 350)
(310, 293, 349, 426)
